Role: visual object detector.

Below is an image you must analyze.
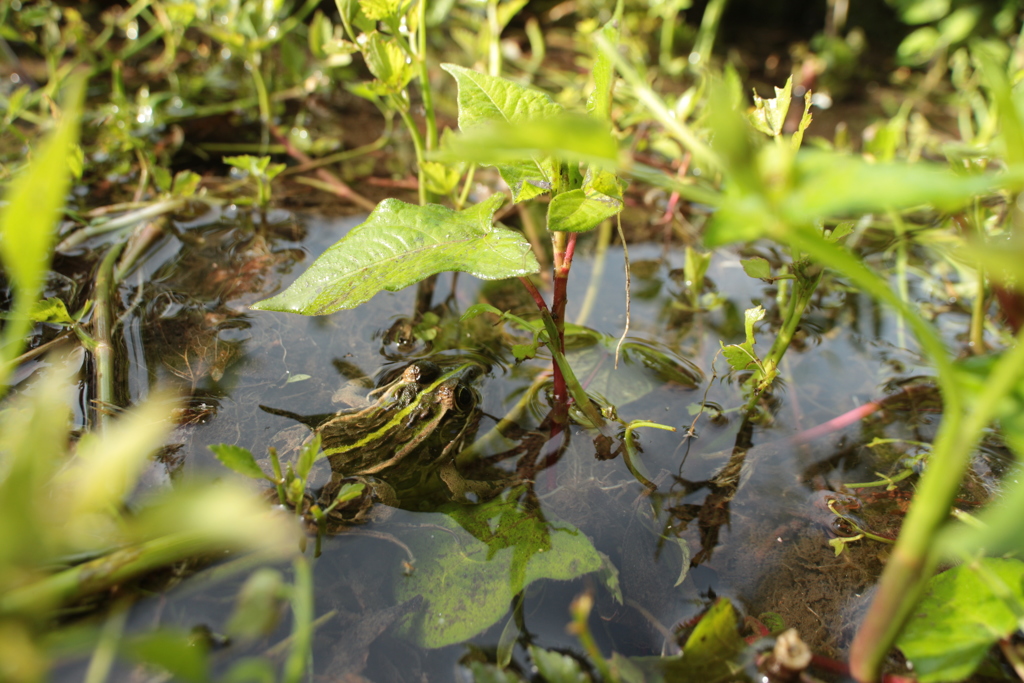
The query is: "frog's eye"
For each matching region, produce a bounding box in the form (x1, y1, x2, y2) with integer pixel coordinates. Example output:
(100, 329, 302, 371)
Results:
(453, 385, 476, 412)
(406, 361, 440, 385)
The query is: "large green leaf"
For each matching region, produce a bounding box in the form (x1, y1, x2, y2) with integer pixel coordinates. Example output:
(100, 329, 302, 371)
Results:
(251, 195, 539, 315)
(897, 558, 1024, 682)
(395, 489, 601, 648)
(441, 64, 564, 202)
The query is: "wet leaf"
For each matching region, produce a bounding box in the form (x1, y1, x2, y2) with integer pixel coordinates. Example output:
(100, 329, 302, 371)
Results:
(897, 558, 1024, 682)
(252, 195, 539, 315)
(209, 444, 267, 480)
(395, 489, 601, 648)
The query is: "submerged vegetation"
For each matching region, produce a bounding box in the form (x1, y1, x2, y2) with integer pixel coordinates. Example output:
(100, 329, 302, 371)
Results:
(3, 0, 1024, 681)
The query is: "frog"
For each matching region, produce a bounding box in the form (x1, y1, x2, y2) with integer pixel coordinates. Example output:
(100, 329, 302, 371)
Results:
(309, 358, 510, 524)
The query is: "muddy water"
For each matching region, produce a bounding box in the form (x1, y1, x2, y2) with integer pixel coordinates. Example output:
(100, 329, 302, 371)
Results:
(46, 205, 994, 680)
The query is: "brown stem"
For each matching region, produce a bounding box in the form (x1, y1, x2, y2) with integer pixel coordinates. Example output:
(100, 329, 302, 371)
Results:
(269, 125, 376, 212)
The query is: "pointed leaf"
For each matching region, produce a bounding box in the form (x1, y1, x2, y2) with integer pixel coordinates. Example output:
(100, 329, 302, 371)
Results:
(28, 297, 75, 325)
(749, 76, 793, 138)
(252, 195, 539, 315)
(210, 444, 268, 480)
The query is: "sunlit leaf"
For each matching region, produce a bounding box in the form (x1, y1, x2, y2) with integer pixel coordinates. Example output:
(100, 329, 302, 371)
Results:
(442, 63, 564, 201)
(363, 32, 413, 92)
(749, 76, 793, 138)
(28, 297, 75, 325)
(395, 489, 601, 648)
(547, 169, 626, 233)
(252, 195, 540, 315)
(434, 114, 620, 168)
(897, 559, 1024, 682)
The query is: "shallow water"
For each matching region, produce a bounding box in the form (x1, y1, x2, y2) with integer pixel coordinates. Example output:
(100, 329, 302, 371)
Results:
(41, 204, 998, 680)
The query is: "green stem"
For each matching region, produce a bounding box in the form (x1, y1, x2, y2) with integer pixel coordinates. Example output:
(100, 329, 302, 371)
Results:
(248, 57, 272, 152)
(282, 555, 314, 683)
(691, 0, 729, 68)
(754, 264, 822, 397)
(394, 101, 428, 206)
(623, 421, 676, 489)
(538, 310, 606, 429)
(416, 0, 437, 151)
(486, 0, 501, 77)
(594, 34, 721, 171)
(93, 242, 127, 431)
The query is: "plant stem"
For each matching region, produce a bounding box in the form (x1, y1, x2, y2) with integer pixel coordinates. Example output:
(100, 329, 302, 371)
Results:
(415, 0, 437, 151)
(754, 263, 822, 398)
(282, 555, 314, 683)
(93, 242, 126, 431)
(394, 103, 429, 206)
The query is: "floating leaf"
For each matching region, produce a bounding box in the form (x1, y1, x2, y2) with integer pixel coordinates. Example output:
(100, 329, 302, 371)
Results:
(897, 558, 1024, 682)
(210, 444, 267, 480)
(395, 489, 601, 648)
(252, 195, 540, 315)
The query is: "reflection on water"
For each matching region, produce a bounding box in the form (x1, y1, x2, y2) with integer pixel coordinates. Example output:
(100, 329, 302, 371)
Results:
(41, 206, 998, 680)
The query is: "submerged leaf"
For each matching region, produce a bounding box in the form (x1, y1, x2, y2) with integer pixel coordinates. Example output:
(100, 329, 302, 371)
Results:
(395, 489, 601, 648)
(252, 195, 539, 315)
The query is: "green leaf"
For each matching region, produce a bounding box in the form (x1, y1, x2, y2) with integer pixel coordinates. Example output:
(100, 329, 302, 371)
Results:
(251, 195, 540, 315)
(740, 257, 771, 280)
(441, 64, 565, 202)
(547, 168, 626, 233)
(0, 77, 82, 384)
(749, 76, 793, 138)
(395, 489, 602, 648)
(530, 645, 591, 683)
(296, 433, 320, 480)
(720, 305, 764, 372)
(171, 170, 202, 197)
(897, 559, 1024, 682)
(28, 297, 75, 325)
(587, 18, 619, 122)
(790, 90, 813, 150)
(648, 599, 747, 680)
(226, 569, 286, 641)
(363, 32, 413, 92)
(209, 444, 267, 480)
(359, 0, 401, 21)
(434, 114, 620, 168)
(123, 629, 211, 683)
